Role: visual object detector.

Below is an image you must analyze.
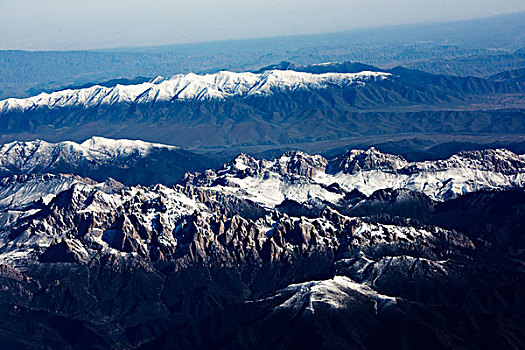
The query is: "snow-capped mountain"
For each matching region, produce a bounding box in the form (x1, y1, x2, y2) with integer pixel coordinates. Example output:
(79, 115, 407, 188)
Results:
(0, 143, 523, 348)
(0, 137, 218, 186)
(2, 140, 523, 209)
(0, 70, 390, 113)
(0, 136, 177, 170)
(0, 62, 523, 152)
(184, 147, 525, 206)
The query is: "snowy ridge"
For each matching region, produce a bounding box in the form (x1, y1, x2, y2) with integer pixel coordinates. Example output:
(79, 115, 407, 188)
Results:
(274, 275, 396, 313)
(2, 140, 524, 208)
(0, 174, 81, 209)
(188, 147, 525, 205)
(0, 70, 390, 113)
(78, 136, 178, 158)
(0, 136, 177, 173)
(0, 174, 125, 210)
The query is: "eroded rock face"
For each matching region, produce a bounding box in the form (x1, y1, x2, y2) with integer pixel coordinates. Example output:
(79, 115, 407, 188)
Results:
(2, 174, 467, 268)
(0, 147, 523, 349)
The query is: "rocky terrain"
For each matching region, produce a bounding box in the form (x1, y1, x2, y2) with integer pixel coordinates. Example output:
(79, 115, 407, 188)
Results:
(2, 9, 524, 350)
(0, 143, 523, 349)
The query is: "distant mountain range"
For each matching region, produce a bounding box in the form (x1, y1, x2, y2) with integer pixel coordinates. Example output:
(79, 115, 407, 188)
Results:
(0, 70, 391, 111)
(1, 12, 524, 101)
(0, 62, 523, 156)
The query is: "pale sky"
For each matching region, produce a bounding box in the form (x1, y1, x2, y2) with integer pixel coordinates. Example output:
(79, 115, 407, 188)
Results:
(0, 0, 524, 51)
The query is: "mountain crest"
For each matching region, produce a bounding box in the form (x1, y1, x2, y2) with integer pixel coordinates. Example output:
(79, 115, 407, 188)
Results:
(329, 147, 408, 174)
(0, 69, 391, 113)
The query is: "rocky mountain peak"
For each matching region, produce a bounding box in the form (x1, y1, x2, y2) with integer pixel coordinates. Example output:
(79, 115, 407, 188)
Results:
(270, 151, 328, 177)
(329, 147, 408, 174)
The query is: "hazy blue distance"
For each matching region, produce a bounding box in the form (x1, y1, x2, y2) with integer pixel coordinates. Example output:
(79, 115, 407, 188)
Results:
(1, 0, 525, 50)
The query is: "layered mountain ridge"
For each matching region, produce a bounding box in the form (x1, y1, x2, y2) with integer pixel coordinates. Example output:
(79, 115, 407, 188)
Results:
(2, 137, 524, 205)
(0, 70, 390, 113)
(1, 144, 515, 269)
(0, 142, 523, 348)
(185, 147, 525, 205)
(0, 62, 524, 152)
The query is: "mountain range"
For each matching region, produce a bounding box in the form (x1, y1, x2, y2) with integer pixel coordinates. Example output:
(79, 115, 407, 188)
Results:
(0, 138, 523, 348)
(1, 39, 525, 348)
(0, 62, 524, 156)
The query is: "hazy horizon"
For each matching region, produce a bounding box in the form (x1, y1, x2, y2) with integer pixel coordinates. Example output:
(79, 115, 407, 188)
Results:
(1, 0, 524, 51)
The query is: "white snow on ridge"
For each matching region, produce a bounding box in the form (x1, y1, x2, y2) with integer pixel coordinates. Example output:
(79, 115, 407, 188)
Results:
(198, 148, 525, 207)
(79, 136, 178, 158)
(0, 70, 391, 113)
(0, 137, 177, 173)
(313, 167, 525, 201)
(1, 135, 524, 212)
(0, 174, 80, 209)
(275, 275, 396, 313)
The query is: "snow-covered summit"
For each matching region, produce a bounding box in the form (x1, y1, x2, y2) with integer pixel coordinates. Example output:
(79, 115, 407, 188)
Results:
(219, 151, 328, 178)
(0, 70, 391, 113)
